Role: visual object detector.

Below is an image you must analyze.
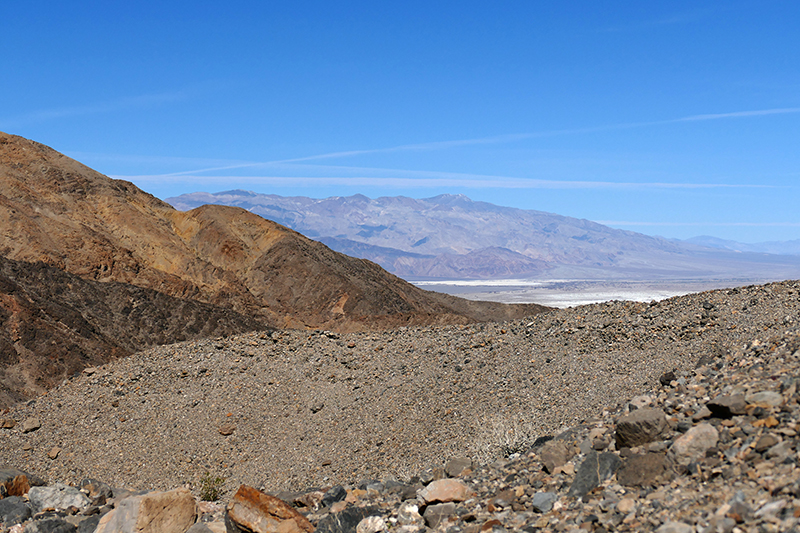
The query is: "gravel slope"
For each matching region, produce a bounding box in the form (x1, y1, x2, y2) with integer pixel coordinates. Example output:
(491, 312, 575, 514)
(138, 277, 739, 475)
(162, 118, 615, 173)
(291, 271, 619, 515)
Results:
(1, 280, 798, 497)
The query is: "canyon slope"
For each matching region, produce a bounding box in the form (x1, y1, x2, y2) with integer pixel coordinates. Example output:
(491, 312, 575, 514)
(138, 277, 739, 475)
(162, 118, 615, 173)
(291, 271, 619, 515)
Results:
(168, 190, 800, 281)
(0, 132, 547, 406)
(0, 132, 545, 331)
(0, 255, 262, 407)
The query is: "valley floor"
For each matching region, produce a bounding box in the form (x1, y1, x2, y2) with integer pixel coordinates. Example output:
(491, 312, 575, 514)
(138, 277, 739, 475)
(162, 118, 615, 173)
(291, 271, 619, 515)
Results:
(414, 278, 776, 308)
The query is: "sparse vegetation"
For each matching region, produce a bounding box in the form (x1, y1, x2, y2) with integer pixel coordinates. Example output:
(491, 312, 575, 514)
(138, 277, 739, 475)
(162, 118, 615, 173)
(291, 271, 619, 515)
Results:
(199, 471, 226, 501)
(471, 416, 538, 465)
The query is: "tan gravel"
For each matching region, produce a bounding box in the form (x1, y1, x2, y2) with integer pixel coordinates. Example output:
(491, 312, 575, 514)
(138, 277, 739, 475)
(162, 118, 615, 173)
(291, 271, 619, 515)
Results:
(1, 280, 798, 499)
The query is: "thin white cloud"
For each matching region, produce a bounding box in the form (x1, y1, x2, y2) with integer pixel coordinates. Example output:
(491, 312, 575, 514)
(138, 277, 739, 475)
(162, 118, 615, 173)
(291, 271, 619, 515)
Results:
(670, 107, 800, 123)
(0, 90, 188, 129)
(598, 6, 727, 33)
(118, 172, 773, 191)
(600, 221, 800, 227)
(273, 134, 534, 164)
(221, 106, 800, 166)
(90, 107, 800, 178)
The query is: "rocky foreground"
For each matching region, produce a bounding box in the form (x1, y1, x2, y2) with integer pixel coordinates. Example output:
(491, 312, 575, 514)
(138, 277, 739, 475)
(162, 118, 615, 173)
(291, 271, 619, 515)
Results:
(2, 280, 800, 532)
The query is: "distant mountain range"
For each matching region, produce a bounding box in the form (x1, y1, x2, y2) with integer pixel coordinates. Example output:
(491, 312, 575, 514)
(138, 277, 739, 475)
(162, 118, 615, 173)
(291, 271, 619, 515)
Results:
(167, 190, 800, 281)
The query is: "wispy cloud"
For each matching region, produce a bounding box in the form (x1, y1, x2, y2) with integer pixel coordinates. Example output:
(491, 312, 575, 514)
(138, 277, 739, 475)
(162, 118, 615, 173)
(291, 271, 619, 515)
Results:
(216, 106, 800, 167)
(118, 170, 774, 191)
(102, 105, 800, 181)
(598, 6, 724, 33)
(600, 221, 800, 227)
(669, 107, 800, 123)
(0, 90, 188, 129)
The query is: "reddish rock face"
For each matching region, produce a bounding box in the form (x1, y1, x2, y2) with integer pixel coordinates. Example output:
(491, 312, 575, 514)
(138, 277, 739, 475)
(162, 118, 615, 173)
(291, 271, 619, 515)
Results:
(226, 485, 315, 533)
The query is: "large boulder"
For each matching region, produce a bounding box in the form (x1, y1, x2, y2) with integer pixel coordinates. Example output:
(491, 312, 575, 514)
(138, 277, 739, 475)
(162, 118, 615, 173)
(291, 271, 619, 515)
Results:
(615, 408, 669, 449)
(0, 496, 32, 527)
(28, 484, 90, 513)
(670, 423, 719, 465)
(94, 487, 196, 533)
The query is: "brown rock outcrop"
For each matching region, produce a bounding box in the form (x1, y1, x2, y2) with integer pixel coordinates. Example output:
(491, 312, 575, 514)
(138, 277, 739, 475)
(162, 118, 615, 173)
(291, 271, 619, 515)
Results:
(0, 131, 547, 333)
(0, 131, 549, 406)
(225, 485, 314, 533)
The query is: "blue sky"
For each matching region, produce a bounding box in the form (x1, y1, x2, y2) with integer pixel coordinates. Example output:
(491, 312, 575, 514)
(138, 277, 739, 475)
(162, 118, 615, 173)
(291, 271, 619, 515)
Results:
(3, 1, 799, 243)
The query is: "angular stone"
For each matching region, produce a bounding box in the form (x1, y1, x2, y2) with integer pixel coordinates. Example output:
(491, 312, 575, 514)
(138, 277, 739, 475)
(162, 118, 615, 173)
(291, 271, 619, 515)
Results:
(707, 395, 747, 418)
(385, 482, 417, 501)
(0, 496, 32, 527)
(1, 418, 16, 429)
(21, 417, 41, 433)
(692, 407, 712, 421)
(444, 457, 472, 478)
(77, 515, 104, 533)
(655, 522, 693, 533)
(489, 489, 516, 509)
(294, 490, 324, 510)
(80, 478, 113, 506)
(397, 502, 425, 527)
(48, 447, 61, 460)
(218, 424, 236, 436)
(28, 484, 90, 513)
(225, 485, 313, 533)
(746, 391, 783, 408)
(22, 518, 77, 533)
(670, 423, 718, 464)
(539, 439, 575, 474)
(615, 408, 669, 449)
(530, 492, 558, 513)
(568, 452, 621, 498)
(0, 468, 45, 488)
(5, 474, 31, 497)
(659, 371, 676, 386)
(95, 487, 196, 533)
(186, 524, 216, 533)
(766, 440, 794, 461)
(417, 479, 475, 504)
(356, 515, 386, 533)
(423, 502, 455, 529)
(754, 434, 780, 452)
(755, 499, 786, 519)
(628, 395, 654, 410)
(321, 485, 347, 508)
(616, 452, 674, 487)
(316, 507, 380, 533)
(616, 498, 636, 514)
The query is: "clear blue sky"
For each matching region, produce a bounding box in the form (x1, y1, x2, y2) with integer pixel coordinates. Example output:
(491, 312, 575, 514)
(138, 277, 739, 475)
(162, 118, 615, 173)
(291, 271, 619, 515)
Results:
(3, 1, 799, 243)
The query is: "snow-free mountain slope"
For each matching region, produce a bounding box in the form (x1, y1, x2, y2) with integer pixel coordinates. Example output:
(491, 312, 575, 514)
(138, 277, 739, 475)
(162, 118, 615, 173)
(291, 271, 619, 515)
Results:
(168, 190, 800, 280)
(0, 132, 548, 406)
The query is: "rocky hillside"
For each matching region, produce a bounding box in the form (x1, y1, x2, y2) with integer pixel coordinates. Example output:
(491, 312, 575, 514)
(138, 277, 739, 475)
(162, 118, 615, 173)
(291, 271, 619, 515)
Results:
(167, 190, 800, 281)
(1, 280, 799, 531)
(0, 282, 800, 529)
(0, 132, 548, 407)
(0, 132, 546, 332)
(0, 255, 263, 409)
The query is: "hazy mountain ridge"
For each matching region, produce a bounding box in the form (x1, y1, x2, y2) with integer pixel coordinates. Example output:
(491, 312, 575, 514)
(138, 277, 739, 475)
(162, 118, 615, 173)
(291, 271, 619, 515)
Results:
(168, 190, 800, 281)
(683, 235, 800, 256)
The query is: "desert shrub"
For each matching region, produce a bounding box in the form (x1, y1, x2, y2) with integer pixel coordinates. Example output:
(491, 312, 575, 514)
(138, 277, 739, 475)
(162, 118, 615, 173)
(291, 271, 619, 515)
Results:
(471, 415, 538, 465)
(199, 471, 226, 501)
